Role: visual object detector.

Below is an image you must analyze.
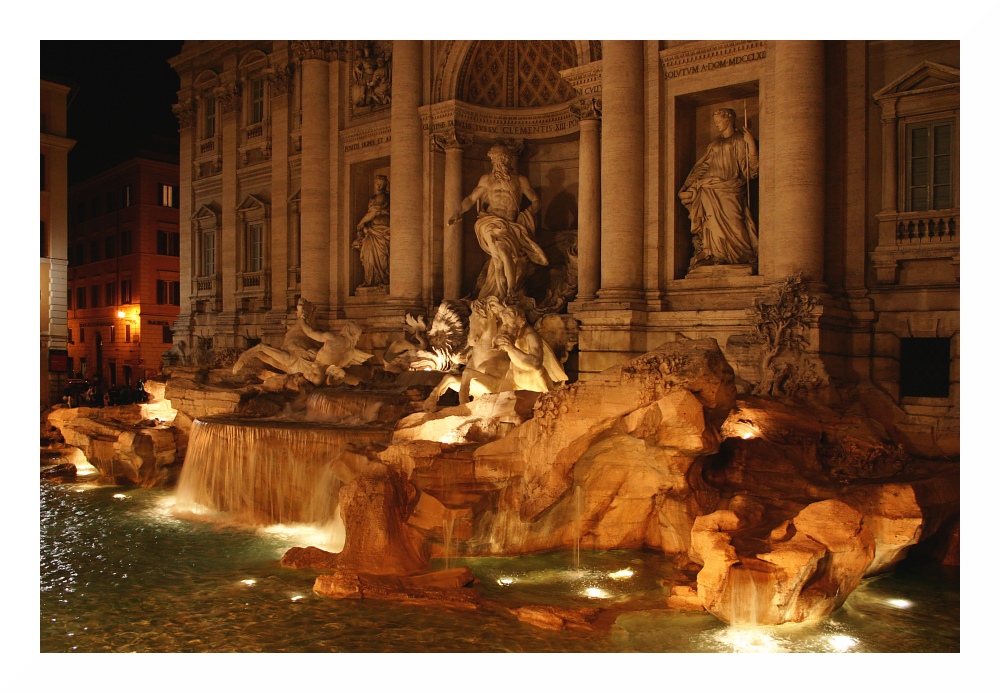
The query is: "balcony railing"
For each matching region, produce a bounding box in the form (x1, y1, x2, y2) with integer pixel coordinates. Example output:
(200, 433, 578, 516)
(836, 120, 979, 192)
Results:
(894, 209, 959, 244)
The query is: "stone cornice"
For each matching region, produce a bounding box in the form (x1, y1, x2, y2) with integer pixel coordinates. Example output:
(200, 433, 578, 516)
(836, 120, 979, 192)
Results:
(419, 99, 579, 141)
(267, 63, 294, 97)
(216, 83, 242, 114)
(659, 40, 767, 79)
(559, 61, 602, 97)
(40, 132, 76, 151)
(291, 40, 348, 63)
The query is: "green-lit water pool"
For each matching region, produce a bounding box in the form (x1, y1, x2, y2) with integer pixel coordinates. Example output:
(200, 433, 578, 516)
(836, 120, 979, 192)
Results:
(40, 482, 959, 653)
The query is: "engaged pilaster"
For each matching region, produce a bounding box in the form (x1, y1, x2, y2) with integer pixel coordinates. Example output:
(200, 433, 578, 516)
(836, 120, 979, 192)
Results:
(770, 40, 825, 283)
(597, 40, 644, 303)
(433, 129, 472, 300)
(388, 40, 424, 308)
(570, 98, 602, 302)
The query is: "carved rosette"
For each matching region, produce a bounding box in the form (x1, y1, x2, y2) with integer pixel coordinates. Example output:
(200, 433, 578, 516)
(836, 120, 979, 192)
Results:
(268, 64, 294, 97)
(172, 99, 196, 129)
(216, 83, 242, 115)
(431, 129, 473, 152)
(569, 97, 602, 121)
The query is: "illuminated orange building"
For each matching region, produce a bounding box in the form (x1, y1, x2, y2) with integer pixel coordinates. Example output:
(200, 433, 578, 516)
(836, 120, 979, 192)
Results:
(66, 155, 180, 388)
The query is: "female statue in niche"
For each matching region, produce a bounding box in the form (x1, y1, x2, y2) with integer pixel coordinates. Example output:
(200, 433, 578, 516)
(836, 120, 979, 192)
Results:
(353, 174, 390, 288)
(679, 107, 759, 271)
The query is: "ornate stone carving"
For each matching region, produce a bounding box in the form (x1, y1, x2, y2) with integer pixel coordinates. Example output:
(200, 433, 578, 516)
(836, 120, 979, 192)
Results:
(291, 40, 334, 62)
(457, 41, 577, 108)
(660, 40, 767, 80)
(747, 273, 827, 400)
(447, 143, 547, 303)
(431, 129, 473, 152)
(569, 98, 601, 121)
(172, 99, 195, 129)
(352, 174, 390, 289)
(216, 83, 242, 115)
(679, 107, 759, 271)
(268, 63, 294, 97)
(351, 41, 392, 114)
(232, 298, 373, 386)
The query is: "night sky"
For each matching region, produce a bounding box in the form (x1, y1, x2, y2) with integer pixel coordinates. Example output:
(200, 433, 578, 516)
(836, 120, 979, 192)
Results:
(41, 41, 184, 185)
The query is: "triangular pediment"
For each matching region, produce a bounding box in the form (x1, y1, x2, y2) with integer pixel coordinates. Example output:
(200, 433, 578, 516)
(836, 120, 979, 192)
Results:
(874, 61, 959, 101)
(236, 194, 269, 214)
(191, 202, 220, 221)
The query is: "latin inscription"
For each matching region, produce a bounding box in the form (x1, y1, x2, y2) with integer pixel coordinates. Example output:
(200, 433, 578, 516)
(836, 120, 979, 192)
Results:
(665, 50, 766, 79)
(343, 135, 391, 153)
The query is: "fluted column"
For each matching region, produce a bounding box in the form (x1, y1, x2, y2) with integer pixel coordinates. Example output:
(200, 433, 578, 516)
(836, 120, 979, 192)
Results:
(268, 63, 291, 318)
(297, 42, 332, 309)
(171, 98, 195, 338)
(388, 40, 424, 306)
(597, 41, 644, 302)
(435, 129, 472, 300)
(571, 98, 602, 301)
(770, 40, 825, 282)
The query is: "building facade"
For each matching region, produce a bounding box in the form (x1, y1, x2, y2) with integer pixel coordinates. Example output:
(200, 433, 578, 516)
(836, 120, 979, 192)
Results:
(168, 40, 959, 451)
(41, 80, 76, 407)
(66, 156, 181, 389)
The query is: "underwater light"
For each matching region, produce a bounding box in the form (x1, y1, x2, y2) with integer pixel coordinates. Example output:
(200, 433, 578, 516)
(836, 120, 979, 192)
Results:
(888, 598, 913, 609)
(497, 577, 515, 586)
(113, 494, 127, 499)
(241, 579, 256, 586)
(583, 587, 610, 599)
(828, 635, 857, 651)
(608, 568, 634, 580)
(291, 595, 304, 601)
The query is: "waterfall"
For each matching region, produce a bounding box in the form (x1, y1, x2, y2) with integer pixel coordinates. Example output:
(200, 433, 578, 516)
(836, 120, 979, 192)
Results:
(175, 417, 393, 539)
(727, 562, 775, 626)
(304, 390, 405, 424)
(442, 515, 455, 570)
(573, 485, 583, 569)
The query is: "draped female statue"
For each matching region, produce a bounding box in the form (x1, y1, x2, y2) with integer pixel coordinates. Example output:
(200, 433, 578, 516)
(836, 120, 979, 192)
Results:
(353, 174, 390, 288)
(679, 108, 759, 271)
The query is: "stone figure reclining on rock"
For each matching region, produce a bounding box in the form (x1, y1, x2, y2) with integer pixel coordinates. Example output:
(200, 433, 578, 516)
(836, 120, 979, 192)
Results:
(233, 298, 373, 386)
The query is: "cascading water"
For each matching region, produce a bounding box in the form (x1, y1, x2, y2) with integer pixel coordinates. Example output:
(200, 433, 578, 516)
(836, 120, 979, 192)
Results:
(174, 415, 394, 550)
(442, 515, 455, 570)
(728, 564, 761, 627)
(573, 485, 583, 569)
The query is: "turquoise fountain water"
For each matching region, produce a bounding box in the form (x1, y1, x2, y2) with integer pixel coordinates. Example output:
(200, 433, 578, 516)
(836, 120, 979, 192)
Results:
(40, 481, 959, 653)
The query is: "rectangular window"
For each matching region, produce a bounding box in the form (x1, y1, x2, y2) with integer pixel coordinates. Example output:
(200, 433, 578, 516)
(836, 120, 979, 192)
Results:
(203, 230, 216, 275)
(907, 120, 954, 212)
(41, 154, 46, 190)
(109, 360, 117, 386)
(900, 337, 951, 398)
(68, 328, 73, 344)
(80, 330, 85, 345)
(249, 223, 263, 272)
(125, 323, 131, 343)
(74, 243, 85, 266)
(123, 365, 132, 386)
(121, 185, 131, 208)
(204, 96, 216, 138)
(89, 239, 101, 263)
(67, 289, 73, 311)
(157, 230, 180, 256)
(90, 285, 100, 308)
(110, 326, 116, 344)
(106, 190, 117, 213)
(105, 234, 117, 259)
(121, 279, 132, 304)
(76, 287, 86, 310)
(120, 230, 132, 255)
(162, 325, 173, 343)
(41, 221, 48, 258)
(160, 184, 179, 208)
(106, 282, 116, 307)
(157, 280, 181, 305)
(249, 78, 265, 124)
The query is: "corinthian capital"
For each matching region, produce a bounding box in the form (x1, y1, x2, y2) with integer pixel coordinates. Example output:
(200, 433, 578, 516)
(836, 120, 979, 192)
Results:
(268, 63, 294, 96)
(172, 99, 196, 129)
(570, 97, 602, 121)
(216, 83, 242, 114)
(432, 129, 473, 152)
